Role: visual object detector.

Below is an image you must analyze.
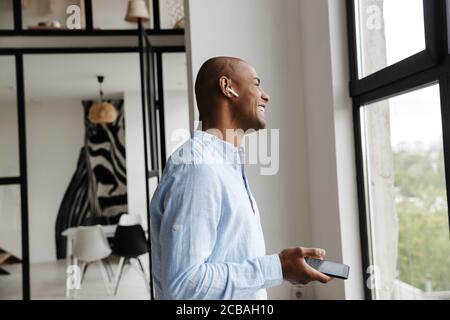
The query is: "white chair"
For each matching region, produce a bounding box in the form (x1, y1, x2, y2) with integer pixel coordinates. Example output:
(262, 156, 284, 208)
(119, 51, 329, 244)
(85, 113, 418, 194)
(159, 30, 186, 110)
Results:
(72, 225, 112, 295)
(118, 213, 142, 226)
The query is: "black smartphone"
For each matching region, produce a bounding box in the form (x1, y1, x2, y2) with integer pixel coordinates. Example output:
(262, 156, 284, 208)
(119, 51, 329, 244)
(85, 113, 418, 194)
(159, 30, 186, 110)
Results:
(305, 257, 350, 280)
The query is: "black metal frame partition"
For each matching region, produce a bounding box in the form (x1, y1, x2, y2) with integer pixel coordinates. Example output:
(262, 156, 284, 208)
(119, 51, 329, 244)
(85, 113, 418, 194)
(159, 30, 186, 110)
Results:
(0, 0, 184, 36)
(346, 0, 450, 300)
(0, 54, 29, 300)
(0, 36, 184, 300)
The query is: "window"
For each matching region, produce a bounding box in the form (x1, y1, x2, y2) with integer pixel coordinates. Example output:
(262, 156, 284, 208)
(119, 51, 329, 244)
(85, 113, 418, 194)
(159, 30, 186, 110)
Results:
(348, 0, 445, 97)
(347, 0, 450, 300)
(360, 84, 450, 299)
(355, 0, 426, 78)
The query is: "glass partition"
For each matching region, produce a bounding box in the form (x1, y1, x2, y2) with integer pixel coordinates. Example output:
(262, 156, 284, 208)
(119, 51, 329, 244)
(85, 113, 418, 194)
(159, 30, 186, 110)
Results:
(162, 52, 189, 159)
(22, 0, 86, 30)
(0, 56, 20, 178)
(92, 0, 152, 30)
(0, 0, 14, 30)
(24, 53, 150, 299)
(159, 0, 184, 30)
(0, 56, 23, 300)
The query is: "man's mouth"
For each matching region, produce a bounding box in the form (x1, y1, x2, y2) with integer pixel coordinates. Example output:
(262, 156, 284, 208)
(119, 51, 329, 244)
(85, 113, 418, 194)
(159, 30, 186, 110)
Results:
(257, 105, 266, 114)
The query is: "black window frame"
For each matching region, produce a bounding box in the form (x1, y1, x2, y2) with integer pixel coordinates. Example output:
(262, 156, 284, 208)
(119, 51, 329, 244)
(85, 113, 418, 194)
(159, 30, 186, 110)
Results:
(347, 0, 447, 97)
(0, 0, 184, 36)
(347, 0, 450, 300)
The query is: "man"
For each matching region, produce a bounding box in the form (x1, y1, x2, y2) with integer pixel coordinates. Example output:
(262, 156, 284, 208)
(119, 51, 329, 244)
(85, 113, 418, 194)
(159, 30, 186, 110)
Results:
(150, 57, 332, 300)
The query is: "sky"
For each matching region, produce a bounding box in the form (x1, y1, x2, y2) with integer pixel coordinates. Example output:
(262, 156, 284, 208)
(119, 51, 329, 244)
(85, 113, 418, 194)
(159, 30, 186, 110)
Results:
(367, 0, 444, 148)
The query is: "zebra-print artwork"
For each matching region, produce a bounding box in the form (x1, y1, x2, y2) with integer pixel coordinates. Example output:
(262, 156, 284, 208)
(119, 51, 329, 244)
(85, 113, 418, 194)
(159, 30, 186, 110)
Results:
(55, 100, 127, 259)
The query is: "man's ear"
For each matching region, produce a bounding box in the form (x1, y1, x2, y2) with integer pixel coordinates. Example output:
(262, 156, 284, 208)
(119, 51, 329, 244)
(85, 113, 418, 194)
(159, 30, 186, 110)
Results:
(219, 76, 234, 98)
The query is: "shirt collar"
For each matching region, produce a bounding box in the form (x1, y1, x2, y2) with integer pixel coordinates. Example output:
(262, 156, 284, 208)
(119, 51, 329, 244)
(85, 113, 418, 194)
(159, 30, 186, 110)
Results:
(191, 130, 245, 168)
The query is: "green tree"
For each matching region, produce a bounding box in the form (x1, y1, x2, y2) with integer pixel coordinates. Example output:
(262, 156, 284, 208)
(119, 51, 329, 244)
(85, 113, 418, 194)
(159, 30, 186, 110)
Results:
(394, 146, 450, 291)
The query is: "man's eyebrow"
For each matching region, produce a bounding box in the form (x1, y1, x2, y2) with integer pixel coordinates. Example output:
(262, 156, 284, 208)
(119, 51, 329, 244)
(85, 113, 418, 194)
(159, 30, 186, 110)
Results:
(254, 77, 261, 84)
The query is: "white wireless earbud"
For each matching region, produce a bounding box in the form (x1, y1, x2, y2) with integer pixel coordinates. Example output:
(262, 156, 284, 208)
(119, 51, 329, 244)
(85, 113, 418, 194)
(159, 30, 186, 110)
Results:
(226, 87, 239, 97)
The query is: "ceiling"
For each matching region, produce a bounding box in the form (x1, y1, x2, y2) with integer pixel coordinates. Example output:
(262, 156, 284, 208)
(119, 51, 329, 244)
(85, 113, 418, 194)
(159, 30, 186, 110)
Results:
(0, 52, 187, 104)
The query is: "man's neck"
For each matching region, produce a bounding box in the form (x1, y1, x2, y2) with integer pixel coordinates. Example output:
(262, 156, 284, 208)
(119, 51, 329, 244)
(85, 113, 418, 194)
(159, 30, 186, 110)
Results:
(201, 123, 244, 148)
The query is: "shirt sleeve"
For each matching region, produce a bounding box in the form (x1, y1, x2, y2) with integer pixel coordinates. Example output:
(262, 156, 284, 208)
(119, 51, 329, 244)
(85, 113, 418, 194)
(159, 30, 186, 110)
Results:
(158, 164, 283, 300)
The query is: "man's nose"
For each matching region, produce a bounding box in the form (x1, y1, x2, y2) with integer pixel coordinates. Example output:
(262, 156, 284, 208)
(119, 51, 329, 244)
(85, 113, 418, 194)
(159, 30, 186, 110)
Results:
(262, 90, 270, 103)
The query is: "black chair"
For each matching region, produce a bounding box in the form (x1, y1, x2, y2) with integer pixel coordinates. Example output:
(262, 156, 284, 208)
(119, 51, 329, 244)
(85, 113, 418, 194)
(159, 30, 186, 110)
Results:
(111, 224, 149, 295)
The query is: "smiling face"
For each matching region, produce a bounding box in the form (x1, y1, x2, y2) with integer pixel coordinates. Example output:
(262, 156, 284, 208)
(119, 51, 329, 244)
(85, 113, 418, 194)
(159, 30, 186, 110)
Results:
(231, 62, 271, 131)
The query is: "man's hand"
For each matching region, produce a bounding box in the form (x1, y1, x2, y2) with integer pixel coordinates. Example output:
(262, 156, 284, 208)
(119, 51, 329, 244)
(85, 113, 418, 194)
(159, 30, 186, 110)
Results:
(278, 247, 333, 284)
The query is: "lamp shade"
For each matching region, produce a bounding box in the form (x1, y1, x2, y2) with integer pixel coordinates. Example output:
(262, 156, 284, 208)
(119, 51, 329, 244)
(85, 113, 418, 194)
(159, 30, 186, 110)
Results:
(125, 0, 150, 23)
(88, 102, 117, 124)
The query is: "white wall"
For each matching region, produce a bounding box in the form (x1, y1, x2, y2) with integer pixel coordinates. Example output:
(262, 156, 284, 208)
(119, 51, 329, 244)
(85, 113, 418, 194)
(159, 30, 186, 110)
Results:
(186, 0, 364, 299)
(298, 0, 364, 300)
(26, 98, 84, 263)
(164, 89, 190, 156)
(124, 86, 190, 230)
(124, 91, 148, 229)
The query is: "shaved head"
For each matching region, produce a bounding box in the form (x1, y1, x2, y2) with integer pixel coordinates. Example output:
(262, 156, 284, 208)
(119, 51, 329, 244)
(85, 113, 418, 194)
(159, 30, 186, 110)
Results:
(194, 56, 270, 133)
(195, 56, 246, 120)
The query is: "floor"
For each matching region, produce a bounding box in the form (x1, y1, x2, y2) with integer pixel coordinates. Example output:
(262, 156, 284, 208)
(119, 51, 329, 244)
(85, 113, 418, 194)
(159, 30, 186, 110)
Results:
(0, 255, 151, 300)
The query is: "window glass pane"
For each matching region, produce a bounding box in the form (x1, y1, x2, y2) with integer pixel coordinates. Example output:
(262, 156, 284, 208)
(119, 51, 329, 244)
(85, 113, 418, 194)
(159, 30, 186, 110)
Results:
(355, 0, 426, 78)
(92, 0, 153, 30)
(159, 0, 184, 30)
(361, 84, 450, 299)
(162, 52, 189, 159)
(0, 185, 23, 300)
(22, 0, 86, 30)
(0, 0, 14, 29)
(0, 56, 20, 178)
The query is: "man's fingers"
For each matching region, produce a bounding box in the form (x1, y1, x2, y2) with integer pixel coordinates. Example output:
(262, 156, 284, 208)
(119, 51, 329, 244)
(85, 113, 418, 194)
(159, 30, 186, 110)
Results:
(300, 247, 326, 259)
(305, 264, 333, 284)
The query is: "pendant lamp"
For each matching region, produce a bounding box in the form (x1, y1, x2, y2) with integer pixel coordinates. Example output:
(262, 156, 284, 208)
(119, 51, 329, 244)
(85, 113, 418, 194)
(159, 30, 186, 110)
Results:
(88, 76, 117, 125)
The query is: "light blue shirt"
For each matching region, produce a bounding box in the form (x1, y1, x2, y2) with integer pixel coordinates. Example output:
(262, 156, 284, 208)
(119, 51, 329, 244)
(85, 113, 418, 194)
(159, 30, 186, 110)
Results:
(150, 130, 283, 300)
